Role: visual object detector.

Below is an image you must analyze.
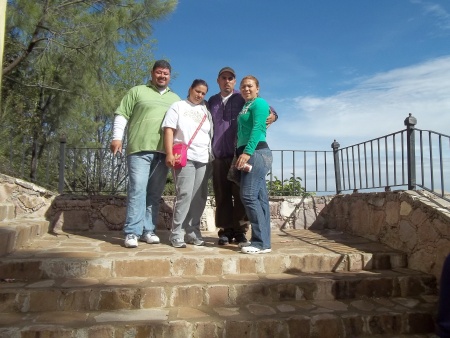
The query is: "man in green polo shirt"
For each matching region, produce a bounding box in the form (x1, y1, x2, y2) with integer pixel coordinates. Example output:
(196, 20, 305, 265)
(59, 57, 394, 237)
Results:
(110, 60, 180, 248)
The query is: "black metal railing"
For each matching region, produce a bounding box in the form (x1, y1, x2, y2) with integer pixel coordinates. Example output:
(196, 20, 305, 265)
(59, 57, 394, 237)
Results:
(1, 115, 448, 200)
(268, 150, 335, 195)
(332, 130, 409, 193)
(416, 128, 450, 198)
(329, 114, 450, 201)
(62, 145, 128, 195)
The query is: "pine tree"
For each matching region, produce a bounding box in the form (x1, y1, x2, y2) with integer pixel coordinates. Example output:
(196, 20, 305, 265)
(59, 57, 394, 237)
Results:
(1, 0, 178, 186)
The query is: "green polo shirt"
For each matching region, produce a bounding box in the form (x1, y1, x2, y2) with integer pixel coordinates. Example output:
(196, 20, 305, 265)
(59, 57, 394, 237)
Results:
(115, 84, 180, 155)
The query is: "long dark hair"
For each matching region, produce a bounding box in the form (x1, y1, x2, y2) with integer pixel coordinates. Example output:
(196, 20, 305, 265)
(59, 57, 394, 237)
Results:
(187, 79, 208, 98)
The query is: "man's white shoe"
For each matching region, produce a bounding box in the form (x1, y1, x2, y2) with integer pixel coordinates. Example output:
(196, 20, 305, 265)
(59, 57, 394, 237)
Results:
(142, 233, 160, 244)
(124, 234, 138, 248)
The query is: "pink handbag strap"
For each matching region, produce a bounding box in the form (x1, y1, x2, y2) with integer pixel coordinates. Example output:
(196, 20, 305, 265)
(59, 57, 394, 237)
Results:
(186, 113, 207, 148)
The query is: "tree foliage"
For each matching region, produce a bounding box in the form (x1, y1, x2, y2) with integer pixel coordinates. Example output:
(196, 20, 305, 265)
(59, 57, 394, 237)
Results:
(1, 0, 178, 186)
(3, 0, 177, 76)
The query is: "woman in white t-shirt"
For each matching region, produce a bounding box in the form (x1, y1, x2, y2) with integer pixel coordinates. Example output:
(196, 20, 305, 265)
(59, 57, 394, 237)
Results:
(162, 79, 214, 248)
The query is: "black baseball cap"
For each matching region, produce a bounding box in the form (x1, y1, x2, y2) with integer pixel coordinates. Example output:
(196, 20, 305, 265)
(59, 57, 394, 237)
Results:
(218, 67, 236, 78)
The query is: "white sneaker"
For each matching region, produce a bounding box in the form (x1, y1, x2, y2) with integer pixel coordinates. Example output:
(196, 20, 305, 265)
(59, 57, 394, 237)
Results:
(241, 246, 271, 254)
(124, 234, 138, 248)
(142, 233, 160, 244)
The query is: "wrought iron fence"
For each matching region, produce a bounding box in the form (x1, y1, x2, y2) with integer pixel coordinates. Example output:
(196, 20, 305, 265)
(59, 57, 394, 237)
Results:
(1, 115, 448, 200)
(330, 114, 450, 201)
(331, 130, 409, 193)
(416, 128, 450, 198)
(62, 145, 128, 195)
(268, 150, 335, 195)
(56, 146, 337, 196)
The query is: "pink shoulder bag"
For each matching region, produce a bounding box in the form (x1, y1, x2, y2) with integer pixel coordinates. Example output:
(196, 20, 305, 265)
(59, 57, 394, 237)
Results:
(173, 114, 207, 169)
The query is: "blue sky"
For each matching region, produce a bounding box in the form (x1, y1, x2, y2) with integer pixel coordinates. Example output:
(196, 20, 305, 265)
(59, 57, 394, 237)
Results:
(151, 0, 450, 151)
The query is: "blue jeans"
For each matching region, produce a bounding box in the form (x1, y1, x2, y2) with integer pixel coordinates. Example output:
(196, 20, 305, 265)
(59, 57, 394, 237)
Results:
(239, 148, 272, 250)
(170, 160, 211, 242)
(123, 152, 168, 237)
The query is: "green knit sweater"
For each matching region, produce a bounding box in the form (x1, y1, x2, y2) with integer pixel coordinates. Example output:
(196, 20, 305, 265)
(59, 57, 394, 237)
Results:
(237, 97, 269, 155)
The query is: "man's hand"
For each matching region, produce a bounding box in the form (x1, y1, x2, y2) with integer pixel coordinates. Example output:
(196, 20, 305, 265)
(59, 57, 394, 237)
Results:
(266, 111, 276, 128)
(110, 140, 123, 155)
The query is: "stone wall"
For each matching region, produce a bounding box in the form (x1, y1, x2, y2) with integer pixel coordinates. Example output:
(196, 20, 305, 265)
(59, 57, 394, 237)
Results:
(49, 194, 335, 234)
(0, 174, 56, 220)
(315, 190, 450, 279)
(1, 173, 449, 280)
(49, 195, 216, 233)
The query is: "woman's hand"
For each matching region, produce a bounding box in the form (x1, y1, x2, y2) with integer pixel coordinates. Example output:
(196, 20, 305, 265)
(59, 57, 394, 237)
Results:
(166, 153, 181, 168)
(165, 153, 176, 168)
(163, 127, 177, 168)
(236, 153, 250, 170)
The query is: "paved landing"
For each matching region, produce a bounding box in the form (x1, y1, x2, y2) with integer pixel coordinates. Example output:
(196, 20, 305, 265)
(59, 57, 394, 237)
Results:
(6, 228, 404, 259)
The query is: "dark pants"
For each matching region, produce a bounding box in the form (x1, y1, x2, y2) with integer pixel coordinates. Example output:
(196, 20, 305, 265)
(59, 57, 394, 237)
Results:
(212, 157, 248, 238)
(437, 254, 450, 337)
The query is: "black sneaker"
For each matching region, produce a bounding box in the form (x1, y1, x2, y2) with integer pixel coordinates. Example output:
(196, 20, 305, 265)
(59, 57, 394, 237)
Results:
(218, 235, 230, 245)
(234, 233, 249, 245)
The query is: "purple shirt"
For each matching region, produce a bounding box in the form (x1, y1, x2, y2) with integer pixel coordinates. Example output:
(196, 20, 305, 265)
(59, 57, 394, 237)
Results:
(208, 90, 245, 159)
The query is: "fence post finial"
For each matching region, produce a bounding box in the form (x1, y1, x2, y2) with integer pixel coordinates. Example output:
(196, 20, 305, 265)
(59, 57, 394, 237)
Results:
(404, 113, 417, 128)
(331, 140, 342, 194)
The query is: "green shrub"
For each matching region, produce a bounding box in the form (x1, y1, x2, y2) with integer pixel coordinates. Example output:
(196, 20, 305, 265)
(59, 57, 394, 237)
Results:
(267, 174, 314, 197)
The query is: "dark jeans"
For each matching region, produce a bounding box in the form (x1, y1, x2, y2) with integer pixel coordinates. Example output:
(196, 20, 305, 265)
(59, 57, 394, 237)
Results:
(212, 157, 248, 237)
(437, 254, 450, 337)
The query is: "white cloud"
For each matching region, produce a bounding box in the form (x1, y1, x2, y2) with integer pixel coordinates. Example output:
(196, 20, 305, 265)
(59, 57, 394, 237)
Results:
(412, 0, 450, 31)
(268, 56, 450, 150)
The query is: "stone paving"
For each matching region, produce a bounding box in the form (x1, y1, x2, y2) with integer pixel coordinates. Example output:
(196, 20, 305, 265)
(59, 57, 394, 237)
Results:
(0, 228, 440, 337)
(2, 228, 408, 266)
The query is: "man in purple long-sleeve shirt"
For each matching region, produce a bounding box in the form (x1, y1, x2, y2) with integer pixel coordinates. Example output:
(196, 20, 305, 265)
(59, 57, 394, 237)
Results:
(208, 67, 278, 245)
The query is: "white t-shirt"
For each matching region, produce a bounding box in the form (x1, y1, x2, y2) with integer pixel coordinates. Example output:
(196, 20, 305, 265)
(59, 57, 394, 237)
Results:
(162, 100, 211, 163)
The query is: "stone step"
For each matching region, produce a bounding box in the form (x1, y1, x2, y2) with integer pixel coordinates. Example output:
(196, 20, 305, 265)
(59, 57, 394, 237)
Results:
(0, 202, 15, 221)
(0, 229, 438, 336)
(0, 270, 436, 313)
(0, 296, 437, 338)
(0, 218, 49, 257)
(0, 230, 408, 280)
(367, 335, 437, 338)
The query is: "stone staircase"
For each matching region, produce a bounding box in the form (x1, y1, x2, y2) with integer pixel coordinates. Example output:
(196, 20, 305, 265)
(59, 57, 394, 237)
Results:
(0, 202, 49, 257)
(0, 220, 439, 338)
